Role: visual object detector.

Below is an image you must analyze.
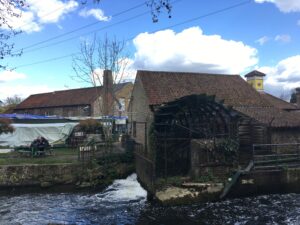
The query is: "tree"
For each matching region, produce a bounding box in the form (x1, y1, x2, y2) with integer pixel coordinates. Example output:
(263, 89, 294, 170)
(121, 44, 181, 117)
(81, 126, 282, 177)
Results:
(0, 0, 172, 69)
(92, 0, 172, 22)
(72, 35, 129, 140)
(290, 88, 300, 104)
(0, 95, 23, 113)
(72, 34, 129, 115)
(0, 0, 24, 69)
(146, 0, 172, 22)
(5, 95, 23, 105)
(290, 91, 296, 104)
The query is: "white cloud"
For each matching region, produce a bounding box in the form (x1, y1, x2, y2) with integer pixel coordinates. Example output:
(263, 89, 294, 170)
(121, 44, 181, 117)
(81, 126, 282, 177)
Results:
(5, 10, 41, 33)
(79, 8, 111, 21)
(256, 36, 270, 45)
(0, 70, 26, 82)
(29, 0, 78, 24)
(0, 70, 53, 99)
(0, 84, 53, 100)
(2, 0, 78, 33)
(275, 34, 291, 43)
(90, 58, 136, 85)
(132, 27, 258, 74)
(258, 55, 300, 96)
(254, 0, 300, 13)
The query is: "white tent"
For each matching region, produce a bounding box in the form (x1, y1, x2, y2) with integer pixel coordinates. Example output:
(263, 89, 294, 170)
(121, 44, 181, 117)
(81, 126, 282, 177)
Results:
(0, 123, 78, 147)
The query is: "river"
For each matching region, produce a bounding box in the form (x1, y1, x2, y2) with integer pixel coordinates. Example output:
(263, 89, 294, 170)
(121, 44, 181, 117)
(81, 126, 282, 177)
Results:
(0, 174, 299, 225)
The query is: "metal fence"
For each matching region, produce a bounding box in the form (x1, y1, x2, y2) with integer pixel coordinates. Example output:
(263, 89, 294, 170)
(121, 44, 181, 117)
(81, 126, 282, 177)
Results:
(78, 145, 96, 162)
(253, 143, 300, 170)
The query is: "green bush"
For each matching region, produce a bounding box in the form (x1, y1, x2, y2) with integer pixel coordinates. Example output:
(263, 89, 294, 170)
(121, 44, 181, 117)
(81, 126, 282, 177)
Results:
(216, 138, 239, 162)
(78, 119, 103, 134)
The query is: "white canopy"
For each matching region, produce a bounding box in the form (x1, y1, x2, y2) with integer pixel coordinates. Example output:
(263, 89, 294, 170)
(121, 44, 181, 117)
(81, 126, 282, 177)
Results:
(0, 123, 78, 147)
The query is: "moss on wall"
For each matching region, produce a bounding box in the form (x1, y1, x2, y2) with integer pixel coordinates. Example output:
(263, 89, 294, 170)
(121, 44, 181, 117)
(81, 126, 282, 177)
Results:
(0, 161, 134, 191)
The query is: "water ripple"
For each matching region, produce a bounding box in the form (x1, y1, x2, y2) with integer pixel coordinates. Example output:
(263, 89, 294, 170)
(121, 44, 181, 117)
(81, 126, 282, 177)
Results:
(0, 175, 300, 225)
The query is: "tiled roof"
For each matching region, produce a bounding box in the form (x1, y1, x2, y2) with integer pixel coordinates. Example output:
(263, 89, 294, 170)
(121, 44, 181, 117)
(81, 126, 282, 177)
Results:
(259, 92, 297, 110)
(137, 70, 300, 128)
(15, 82, 131, 109)
(244, 70, 266, 78)
(137, 70, 271, 107)
(234, 106, 300, 128)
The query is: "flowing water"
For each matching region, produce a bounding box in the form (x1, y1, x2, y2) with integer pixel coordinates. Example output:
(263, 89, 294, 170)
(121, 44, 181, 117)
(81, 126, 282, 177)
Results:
(0, 174, 300, 225)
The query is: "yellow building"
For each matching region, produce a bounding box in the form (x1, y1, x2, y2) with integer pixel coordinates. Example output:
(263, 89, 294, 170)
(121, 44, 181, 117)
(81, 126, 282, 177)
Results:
(245, 70, 266, 91)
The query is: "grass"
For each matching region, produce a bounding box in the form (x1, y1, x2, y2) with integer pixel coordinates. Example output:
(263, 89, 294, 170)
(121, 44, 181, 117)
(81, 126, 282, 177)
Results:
(0, 148, 79, 165)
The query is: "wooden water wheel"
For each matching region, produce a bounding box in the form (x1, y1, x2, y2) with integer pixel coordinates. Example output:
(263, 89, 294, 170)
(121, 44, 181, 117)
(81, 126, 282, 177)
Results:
(153, 94, 238, 177)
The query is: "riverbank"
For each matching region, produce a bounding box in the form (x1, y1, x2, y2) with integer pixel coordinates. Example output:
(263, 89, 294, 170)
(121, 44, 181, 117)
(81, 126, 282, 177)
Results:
(0, 145, 135, 194)
(0, 161, 134, 195)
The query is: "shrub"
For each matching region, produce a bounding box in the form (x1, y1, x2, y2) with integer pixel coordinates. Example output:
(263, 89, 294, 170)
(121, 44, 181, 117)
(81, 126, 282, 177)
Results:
(216, 138, 239, 162)
(0, 118, 14, 134)
(78, 119, 103, 134)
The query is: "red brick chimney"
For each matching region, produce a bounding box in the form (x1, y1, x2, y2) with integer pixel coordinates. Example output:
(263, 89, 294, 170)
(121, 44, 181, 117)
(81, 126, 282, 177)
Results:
(103, 70, 114, 115)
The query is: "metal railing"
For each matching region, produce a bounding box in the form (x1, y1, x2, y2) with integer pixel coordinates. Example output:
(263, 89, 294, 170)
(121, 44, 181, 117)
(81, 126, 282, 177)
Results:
(252, 143, 300, 169)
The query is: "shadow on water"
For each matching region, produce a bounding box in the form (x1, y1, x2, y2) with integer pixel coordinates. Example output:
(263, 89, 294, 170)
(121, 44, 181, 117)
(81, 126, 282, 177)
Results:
(0, 174, 300, 224)
(137, 194, 300, 225)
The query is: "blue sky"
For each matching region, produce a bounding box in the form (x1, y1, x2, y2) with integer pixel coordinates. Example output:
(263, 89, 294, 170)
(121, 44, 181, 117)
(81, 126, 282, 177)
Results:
(1, 0, 300, 100)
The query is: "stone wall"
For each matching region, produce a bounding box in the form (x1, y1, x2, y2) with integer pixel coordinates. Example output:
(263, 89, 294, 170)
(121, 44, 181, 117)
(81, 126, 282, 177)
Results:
(92, 83, 133, 117)
(91, 96, 102, 116)
(114, 83, 133, 117)
(230, 168, 300, 198)
(0, 163, 81, 188)
(129, 75, 153, 147)
(0, 162, 134, 190)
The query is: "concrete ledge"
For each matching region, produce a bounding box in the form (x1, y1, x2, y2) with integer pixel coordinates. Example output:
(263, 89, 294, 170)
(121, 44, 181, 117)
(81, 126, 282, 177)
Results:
(155, 183, 224, 205)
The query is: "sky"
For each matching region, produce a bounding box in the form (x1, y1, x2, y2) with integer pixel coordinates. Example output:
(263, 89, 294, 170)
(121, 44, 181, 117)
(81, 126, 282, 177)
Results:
(1, 0, 300, 101)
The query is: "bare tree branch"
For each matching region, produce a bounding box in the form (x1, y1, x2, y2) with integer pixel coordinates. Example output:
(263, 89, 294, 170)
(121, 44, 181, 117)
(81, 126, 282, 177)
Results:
(72, 34, 130, 115)
(0, 0, 24, 69)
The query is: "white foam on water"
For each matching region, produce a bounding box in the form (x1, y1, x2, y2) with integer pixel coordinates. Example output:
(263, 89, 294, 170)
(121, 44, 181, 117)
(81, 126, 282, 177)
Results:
(95, 173, 147, 203)
(0, 149, 13, 153)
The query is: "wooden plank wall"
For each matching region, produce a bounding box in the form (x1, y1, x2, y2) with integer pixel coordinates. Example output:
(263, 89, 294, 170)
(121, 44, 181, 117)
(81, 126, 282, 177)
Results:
(238, 117, 269, 149)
